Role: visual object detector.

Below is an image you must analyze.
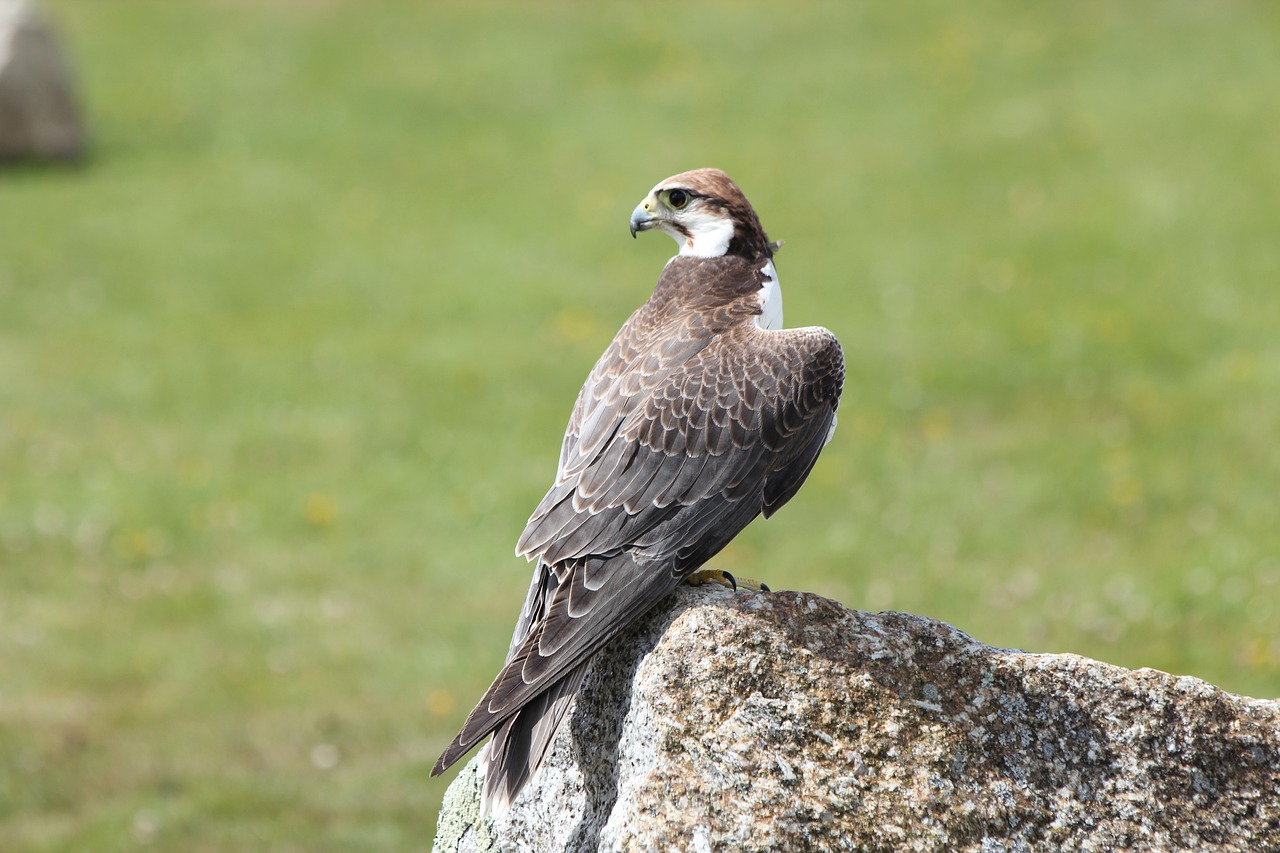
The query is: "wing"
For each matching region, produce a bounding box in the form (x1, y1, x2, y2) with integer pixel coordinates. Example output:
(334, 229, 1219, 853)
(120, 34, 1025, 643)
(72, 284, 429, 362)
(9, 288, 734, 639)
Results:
(549, 293, 718, 486)
(517, 322, 845, 567)
(434, 319, 844, 777)
(509, 322, 841, 706)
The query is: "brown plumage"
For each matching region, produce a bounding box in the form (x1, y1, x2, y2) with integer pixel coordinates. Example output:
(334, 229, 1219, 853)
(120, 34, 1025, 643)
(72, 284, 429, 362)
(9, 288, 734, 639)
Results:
(432, 168, 844, 813)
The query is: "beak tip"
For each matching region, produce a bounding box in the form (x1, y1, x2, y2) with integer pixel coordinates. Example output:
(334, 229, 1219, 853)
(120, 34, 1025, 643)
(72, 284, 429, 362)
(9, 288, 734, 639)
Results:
(629, 201, 654, 240)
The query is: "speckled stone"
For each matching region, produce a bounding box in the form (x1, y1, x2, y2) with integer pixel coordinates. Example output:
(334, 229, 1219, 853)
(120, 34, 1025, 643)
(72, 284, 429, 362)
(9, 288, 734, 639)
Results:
(433, 585, 1280, 853)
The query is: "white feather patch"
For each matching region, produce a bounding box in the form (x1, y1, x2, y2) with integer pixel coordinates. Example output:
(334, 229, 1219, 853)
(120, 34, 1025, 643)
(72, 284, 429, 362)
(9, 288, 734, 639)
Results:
(756, 260, 784, 330)
(676, 209, 735, 258)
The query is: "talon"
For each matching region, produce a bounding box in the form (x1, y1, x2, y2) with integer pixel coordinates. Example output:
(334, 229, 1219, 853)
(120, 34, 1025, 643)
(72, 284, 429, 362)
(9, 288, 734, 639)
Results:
(685, 568, 771, 593)
(685, 568, 737, 590)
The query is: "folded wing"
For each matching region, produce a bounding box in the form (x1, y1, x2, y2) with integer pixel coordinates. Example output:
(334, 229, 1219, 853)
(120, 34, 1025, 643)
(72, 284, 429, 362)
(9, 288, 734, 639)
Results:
(432, 322, 843, 774)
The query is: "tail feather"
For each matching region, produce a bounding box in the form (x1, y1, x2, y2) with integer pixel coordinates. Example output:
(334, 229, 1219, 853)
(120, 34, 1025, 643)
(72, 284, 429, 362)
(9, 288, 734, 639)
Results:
(479, 662, 588, 815)
(432, 550, 684, 812)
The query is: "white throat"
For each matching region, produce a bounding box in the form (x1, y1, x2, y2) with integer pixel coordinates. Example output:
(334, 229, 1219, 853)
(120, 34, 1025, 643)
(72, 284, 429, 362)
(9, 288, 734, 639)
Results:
(757, 260, 784, 330)
(672, 211, 735, 258)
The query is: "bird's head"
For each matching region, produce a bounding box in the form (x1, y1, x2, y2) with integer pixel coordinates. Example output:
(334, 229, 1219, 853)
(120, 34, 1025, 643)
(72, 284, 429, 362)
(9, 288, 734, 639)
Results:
(629, 168, 772, 259)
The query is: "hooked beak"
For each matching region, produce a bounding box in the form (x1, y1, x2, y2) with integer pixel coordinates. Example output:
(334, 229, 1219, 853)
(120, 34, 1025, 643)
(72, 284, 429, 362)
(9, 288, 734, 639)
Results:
(629, 195, 658, 238)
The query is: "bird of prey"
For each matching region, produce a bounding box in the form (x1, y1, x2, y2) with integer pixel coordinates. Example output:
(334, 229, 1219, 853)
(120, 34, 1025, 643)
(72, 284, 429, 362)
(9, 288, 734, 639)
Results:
(432, 168, 844, 814)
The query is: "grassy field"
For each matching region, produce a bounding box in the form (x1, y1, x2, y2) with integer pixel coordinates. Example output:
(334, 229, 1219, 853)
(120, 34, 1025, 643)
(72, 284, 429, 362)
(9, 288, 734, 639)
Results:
(2, 1, 1278, 849)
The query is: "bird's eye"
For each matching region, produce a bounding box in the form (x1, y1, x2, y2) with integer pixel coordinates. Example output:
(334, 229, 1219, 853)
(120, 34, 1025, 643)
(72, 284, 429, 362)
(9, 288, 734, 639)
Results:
(667, 189, 689, 209)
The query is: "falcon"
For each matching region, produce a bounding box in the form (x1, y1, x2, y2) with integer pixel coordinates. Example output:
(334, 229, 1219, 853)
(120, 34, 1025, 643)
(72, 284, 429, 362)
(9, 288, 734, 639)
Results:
(432, 168, 844, 814)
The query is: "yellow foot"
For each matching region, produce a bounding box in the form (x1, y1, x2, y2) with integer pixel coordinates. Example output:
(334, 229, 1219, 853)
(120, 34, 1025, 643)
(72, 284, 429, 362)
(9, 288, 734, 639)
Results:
(685, 569, 771, 593)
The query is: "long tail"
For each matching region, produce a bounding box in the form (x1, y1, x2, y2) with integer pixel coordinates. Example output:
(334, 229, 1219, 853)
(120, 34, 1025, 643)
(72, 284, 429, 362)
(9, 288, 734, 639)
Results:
(431, 566, 559, 789)
(477, 660, 588, 814)
(430, 662, 586, 817)
(431, 562, 583, 815)
(432, 551, 683, 812)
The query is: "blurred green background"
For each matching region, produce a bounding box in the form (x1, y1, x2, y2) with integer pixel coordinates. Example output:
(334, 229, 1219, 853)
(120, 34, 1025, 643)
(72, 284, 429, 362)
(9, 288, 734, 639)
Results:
(2, 1, 1278, 849)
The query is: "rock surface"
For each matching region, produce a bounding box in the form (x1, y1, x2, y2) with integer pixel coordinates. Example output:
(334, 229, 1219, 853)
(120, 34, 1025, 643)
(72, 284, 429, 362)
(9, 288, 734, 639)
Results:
(433, 585, 1280, 852)
(0, 0, 85, 163)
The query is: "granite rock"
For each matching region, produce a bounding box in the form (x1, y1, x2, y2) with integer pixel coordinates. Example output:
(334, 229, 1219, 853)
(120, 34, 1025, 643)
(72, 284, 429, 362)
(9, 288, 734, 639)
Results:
(434, 585, 1280, 852)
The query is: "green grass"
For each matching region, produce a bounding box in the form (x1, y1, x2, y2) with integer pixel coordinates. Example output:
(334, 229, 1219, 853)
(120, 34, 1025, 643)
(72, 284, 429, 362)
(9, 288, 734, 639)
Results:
(2, 1, 1278, 848)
